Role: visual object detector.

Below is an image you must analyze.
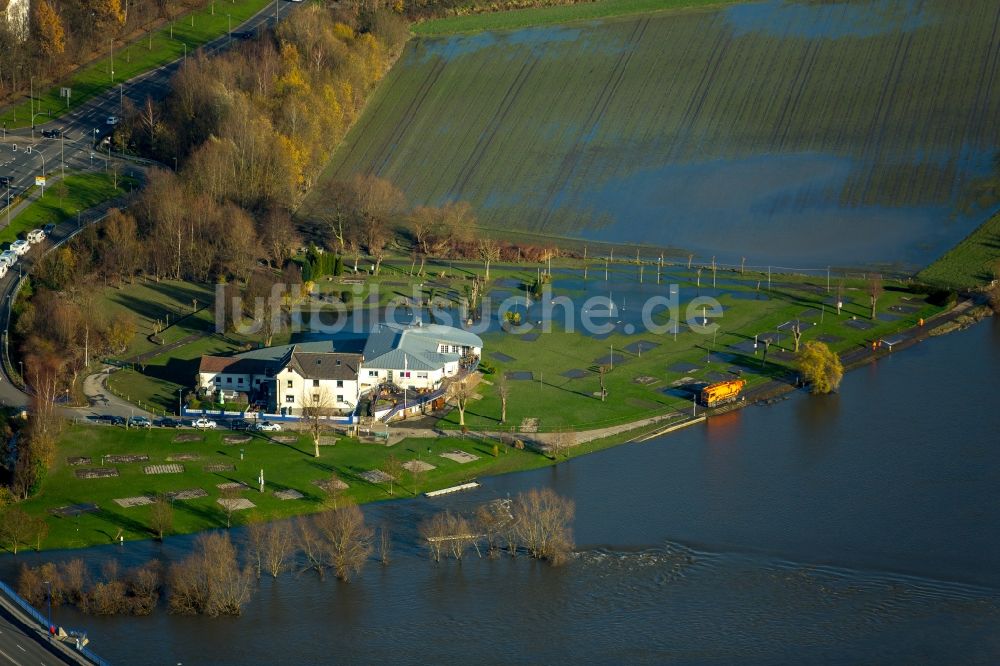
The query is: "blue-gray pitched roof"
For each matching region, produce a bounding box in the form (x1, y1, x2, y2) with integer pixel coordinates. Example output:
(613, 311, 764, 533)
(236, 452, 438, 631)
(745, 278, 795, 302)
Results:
(362, 322, 482, 372)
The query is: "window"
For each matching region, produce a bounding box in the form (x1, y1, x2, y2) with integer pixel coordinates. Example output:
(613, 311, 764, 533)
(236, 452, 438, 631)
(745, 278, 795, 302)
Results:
(336, 394, 344, 403)
(336, 380, 343, 388)
(285, 395, 295, 403)
(226, 377, 232, 384)
(417, 372, 427, 379)
(214, 377, 221, 383)
(336, 359, 341, 366)
(255, 378, 260, 385)
(312, 394, 320, 402)
(238, 377, 244, 384)
(265, 367, 275, 377)
(313, 380, 320, 387)
(287, 380, 293, 388)
(368, 370, 378, 377)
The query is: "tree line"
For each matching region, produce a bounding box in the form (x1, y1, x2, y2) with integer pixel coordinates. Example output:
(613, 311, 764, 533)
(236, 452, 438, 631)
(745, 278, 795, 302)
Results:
(1, 0, 239, 103)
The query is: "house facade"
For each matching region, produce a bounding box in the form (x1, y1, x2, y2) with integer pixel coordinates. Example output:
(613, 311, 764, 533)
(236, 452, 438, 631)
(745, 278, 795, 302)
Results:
(196, 321, 482, 416)
(360, 321, 482, 394)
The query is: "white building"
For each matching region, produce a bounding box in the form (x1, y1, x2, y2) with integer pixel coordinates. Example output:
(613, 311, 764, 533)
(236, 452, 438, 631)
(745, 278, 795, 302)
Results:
(196, 321, 482, 416)
(360, 321, 482, 394)
(197, 340, 361, 415)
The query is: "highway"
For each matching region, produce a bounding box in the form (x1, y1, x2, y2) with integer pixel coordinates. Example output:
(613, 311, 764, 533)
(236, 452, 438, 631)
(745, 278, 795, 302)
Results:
(1, 0, 301, 203)
(0, 605, 77, 666)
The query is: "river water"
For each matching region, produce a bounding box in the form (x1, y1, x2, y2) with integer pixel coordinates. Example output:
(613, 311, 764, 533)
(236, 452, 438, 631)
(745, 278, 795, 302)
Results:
(3, 320, 1000, 664)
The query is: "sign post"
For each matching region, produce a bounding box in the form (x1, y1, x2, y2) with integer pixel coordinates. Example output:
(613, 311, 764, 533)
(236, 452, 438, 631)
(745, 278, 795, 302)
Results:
(60, 87, 71, 108)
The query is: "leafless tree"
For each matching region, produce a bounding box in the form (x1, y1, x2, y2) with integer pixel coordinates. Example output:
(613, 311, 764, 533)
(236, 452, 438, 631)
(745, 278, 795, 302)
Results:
(791, 321, 803, 353)
(598, 364, 609, 402)
(868, 274, 883, 320)
(168, 532, 254, 616)
(300, 388, 335, 457)
(149, 494, 174, 541)
(548, 429, 576, 459)
(313, 500, 373, 582)
(497, 376, 510, 424)
(478, 238, 500, 280)
(381, 454, 405, 496)
(513, 488, 575, 566)
(447, 378, 474, 427)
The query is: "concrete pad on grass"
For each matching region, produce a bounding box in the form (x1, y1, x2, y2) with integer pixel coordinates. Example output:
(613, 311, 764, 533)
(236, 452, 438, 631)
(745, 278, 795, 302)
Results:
(506, 371, 533, 380)
(668, 362, 700, 374)
(440, 450, 479, 464)
(49, 504, 100, 517)
(75, 468, 118, 479)
(490, 352, 516, 363)
(166, 489, 208, 501)
(67, 457, 92, 466)
(360, 469, 395, 484)
(217, 498, 256, 511)
(114, 496, 154, 508)
(274, 489, 304, 500)
(817, 334, 843, 344)
(144, 464, 184, 475)
(403, 460, 436, 473)
(844, 319, 875, 330)
(311, 478, 349, 493)
(623, 340, 660, 355)
(217, 481, 248, 491)
(204, 464, 236, 473)
(593, 352, 628, 366)
(561, 368, 589, 379)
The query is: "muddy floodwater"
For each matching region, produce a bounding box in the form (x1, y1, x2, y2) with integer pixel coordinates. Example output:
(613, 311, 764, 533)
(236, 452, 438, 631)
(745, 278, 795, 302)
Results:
(3, 320, 999, 664)
(319, 0, 1000, 268)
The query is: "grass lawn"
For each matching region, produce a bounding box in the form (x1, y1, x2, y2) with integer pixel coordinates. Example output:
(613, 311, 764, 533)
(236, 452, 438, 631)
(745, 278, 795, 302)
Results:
(21, 424, 550, 550)
(0, 173, 130, 244)
(413, 0, 742, 35)
(437, 266, 941, 432)
(0, 0, 275, 128)
(917, 210, 1000, 289)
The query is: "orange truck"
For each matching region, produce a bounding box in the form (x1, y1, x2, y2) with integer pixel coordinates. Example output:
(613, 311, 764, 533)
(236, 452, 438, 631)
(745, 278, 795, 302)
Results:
(700, 379, 746, 407)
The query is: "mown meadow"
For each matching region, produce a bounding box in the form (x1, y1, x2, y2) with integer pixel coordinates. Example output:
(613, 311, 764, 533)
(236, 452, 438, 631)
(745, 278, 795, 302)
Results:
(313, 0, 1000, 268)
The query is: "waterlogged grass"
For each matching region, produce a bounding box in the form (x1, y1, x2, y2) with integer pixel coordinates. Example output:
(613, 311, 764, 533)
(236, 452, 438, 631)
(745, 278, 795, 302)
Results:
(314, 0, 1000, 267)
(917, 211, 1000, 289)
(412, 0, 742, 35)
(0, 173, 128, 244)
(20, 425, 549, 550)
(0, 0, 275, 128)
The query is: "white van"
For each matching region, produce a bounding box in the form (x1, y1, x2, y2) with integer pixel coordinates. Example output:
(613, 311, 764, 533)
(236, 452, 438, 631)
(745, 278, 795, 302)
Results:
(10, 240, 29, 255)
(0, 250, 17, 267)
(26, 229, 45, 244)
(0, 263, 7, 279)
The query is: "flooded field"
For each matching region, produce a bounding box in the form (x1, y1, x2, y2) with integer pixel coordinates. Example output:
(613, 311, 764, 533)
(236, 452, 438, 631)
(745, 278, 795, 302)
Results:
(313, 0, 1000, 268)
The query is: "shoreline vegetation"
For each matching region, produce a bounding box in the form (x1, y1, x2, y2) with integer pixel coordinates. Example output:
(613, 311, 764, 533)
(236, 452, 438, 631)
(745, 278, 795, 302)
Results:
(412, 0, 743, 35)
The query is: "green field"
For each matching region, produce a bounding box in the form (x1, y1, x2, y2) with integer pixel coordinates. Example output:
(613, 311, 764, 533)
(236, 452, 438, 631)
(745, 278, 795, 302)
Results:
(0, 0, 274, 128)
(310, 0, 1000, 269)
(917, 210, 1000, 289)
(412, 0, 743, 35)
(0, 173, 129, 244)
(19, 425, 550, 550)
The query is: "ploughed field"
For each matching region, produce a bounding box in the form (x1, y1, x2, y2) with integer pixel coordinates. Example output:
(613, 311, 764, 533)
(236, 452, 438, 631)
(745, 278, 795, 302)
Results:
(313, 0, 1000, 268)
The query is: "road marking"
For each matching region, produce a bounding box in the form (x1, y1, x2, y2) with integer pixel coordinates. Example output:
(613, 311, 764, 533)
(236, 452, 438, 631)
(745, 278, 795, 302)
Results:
(0, 645, 20, 665)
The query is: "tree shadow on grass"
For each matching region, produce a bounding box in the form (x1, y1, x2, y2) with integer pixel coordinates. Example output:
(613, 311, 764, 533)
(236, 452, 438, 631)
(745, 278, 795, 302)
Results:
(95, 506, 155, 541)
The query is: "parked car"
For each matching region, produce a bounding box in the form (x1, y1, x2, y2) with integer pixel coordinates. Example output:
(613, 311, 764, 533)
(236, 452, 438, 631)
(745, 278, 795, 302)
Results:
(42, 224, 56, 236)
(0, 176, 10, 187)
(106, 115, 120, 126)
(253, 421, 282, 432)
(110, 415, 126, 426)
(26, 229, 45, 244)
(41, 129, 61, 138)
(0, 250, 18, 267)
(193, 418, 217, 429)
(156, 417, 182, 428)
(10, 239, 29, 256)
(129, 416, 151, 428)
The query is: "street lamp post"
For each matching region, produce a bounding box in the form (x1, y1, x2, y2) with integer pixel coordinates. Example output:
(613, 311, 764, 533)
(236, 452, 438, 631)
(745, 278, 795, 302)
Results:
(44, 580, 52, 640)
(178, 388, 183, 416)
(110, 38, 115, 81)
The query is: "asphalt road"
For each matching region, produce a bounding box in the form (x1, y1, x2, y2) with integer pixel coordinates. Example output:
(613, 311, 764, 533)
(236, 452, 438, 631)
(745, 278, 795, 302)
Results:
(0, 607, 68, 666)
(0, 0, 301, 200)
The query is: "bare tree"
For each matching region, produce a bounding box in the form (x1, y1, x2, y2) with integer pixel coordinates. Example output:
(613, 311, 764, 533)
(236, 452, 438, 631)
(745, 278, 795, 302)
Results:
(791, 321, 803, 353)
(300, 387, 335, 457)
(246, 516, 294, 579)
(868, 274, 883, 320)
(219, 486, 242, 528)
(313, 500, 373, 582)
(447, 378, 474, 427)
(381, 454, 405, 496)
(548, 429, 576, 459)
(478, 238, 500, 280)
(497, 376, 510, 424)
(149, 494, 174, 541)
(168, 532, 254, 616)
(598, 364, 609, 402)
(513, 488, 575, 566)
